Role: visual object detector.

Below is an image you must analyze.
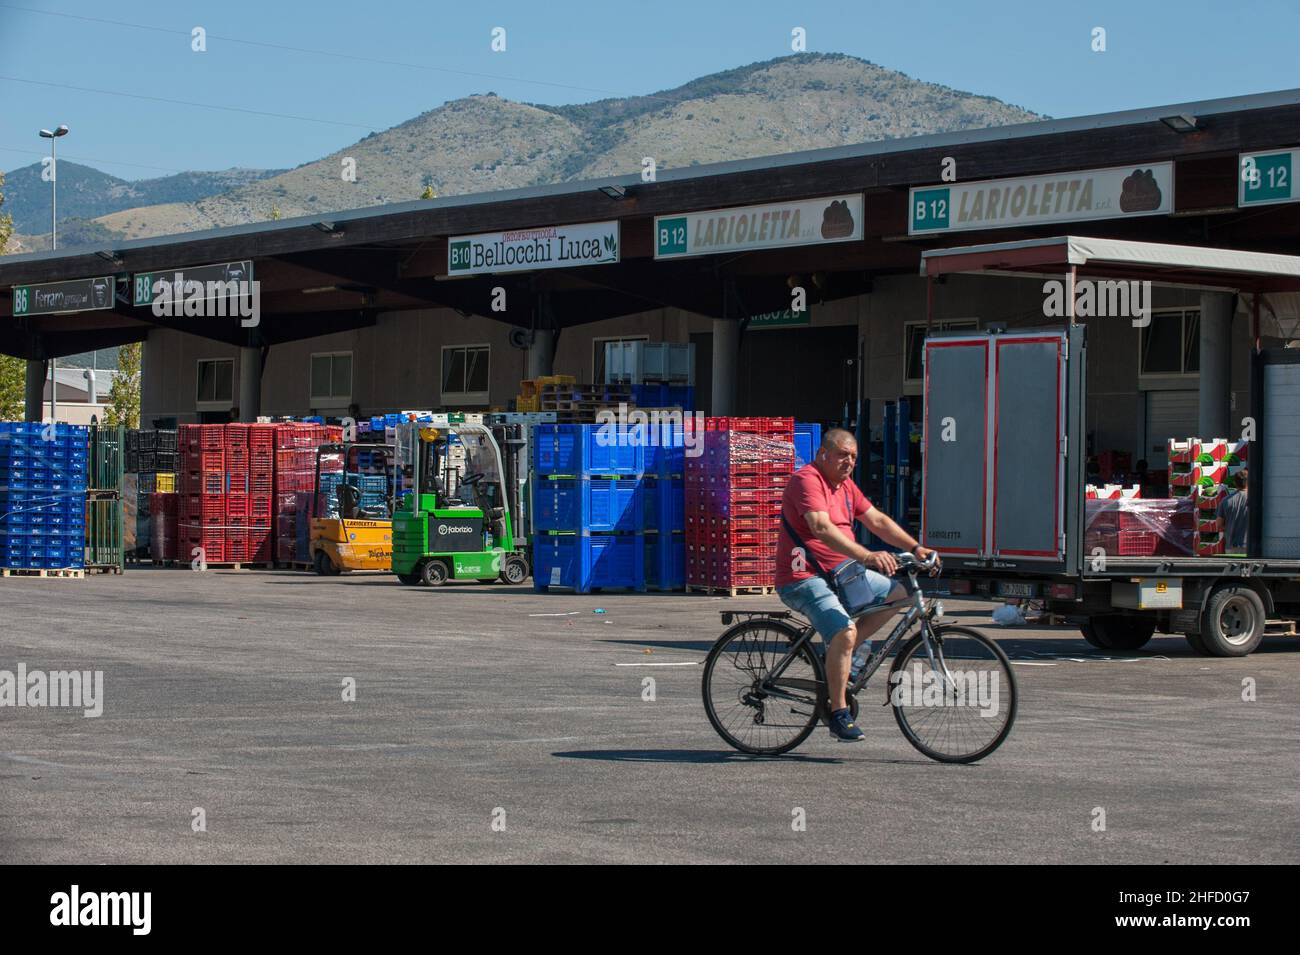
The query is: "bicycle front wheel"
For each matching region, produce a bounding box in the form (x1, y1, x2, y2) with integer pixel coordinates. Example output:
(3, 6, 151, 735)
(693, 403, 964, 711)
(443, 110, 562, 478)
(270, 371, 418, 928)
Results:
(889, 625, 1017, 763)
(702, 619, 822, 756)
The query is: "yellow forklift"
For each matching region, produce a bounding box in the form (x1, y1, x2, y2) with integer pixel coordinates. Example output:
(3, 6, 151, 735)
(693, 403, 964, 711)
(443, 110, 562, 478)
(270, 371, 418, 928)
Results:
(310, 443, 395, 575)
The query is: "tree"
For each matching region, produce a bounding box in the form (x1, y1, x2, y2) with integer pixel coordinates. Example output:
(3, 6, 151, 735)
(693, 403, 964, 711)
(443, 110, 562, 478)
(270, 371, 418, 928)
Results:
(104, 342, 141, 429)
(0, 171, 25, 420)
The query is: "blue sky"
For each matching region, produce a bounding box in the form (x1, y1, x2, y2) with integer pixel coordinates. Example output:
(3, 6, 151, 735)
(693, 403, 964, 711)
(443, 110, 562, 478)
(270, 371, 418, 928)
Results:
(1, 0, 1298, 180)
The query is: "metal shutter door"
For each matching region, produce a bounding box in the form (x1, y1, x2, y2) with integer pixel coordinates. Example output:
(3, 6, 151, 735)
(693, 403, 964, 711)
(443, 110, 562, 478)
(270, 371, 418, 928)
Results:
(1144, 390, 1200, 466)
(1263, 363, 1300, 557)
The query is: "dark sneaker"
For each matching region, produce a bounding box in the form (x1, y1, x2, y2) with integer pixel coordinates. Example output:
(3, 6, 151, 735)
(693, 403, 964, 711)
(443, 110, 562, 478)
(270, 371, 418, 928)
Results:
(827, 708, 865, 742)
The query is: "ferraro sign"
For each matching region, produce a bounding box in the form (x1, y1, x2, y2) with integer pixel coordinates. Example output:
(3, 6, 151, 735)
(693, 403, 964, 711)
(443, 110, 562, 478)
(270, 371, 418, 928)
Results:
(909, 163, 1173, 235)
(448, 221, 619, 275)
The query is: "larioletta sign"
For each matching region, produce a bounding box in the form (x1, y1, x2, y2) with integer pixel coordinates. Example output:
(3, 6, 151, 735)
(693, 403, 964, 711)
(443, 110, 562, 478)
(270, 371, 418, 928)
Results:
(909, 163, 1174, 235)
(448, 221, 619, 275)
(655, 194, 864, 259)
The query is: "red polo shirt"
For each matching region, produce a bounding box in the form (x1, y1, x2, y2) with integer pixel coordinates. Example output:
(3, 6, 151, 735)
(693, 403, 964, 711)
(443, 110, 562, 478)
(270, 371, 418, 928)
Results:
(774, 464, 872, 587)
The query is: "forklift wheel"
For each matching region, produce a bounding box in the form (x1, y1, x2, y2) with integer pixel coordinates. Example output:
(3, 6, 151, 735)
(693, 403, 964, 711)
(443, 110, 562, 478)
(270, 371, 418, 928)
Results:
(420, 560, 449, 586)
(396, 573, 420, 586)
(500, 554, 530, 585)
(314, 551, 339, 576)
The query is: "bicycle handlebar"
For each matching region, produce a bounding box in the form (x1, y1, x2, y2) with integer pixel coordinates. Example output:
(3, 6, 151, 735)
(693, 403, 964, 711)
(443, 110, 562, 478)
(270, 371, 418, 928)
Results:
(892, 551, 940, 573)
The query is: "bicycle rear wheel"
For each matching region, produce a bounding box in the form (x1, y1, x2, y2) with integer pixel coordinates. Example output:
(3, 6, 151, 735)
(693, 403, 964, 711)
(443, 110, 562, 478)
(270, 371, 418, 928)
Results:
(702, 619, 822, 755)
(889, 625, 1017, 763)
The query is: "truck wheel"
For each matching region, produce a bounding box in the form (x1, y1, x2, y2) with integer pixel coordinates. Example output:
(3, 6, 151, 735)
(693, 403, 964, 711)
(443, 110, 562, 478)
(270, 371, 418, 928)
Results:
(1082, 615, 1155, 651)
(1200, 584, 1265, 657)
(1183, 630, 1210, 655)
(500, 554, 530, 585)
(420, 559, 449, 587)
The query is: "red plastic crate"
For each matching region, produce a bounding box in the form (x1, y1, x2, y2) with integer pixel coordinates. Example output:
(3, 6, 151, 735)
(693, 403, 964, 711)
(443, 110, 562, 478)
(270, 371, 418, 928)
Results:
(250, 470, 273, 493)
(184, 471, 225, 495)
(226, 495, 248, 518)
(1117, 530, 1159, 556)
(227, 448, 249, 474)
(250, 450, 273, 473)
(184, 449, 225, 472)
(199, 424, 226, 450)
(227, 470, 249, 494)
(250, 495, 272, 521)
(249, 425, 276, 451)
(225, 530, 250, 563)
(224, 423, 249, 449)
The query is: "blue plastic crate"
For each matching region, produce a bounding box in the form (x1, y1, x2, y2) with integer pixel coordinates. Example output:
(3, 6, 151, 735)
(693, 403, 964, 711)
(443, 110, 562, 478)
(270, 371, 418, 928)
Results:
(641, 477, 684, 532)
(532, 533, 645, 593)
(533, 424, 645, 477)
(533, 478, 643, 533)
(643, 532, 685, 590)
(794, 423, 822, 470)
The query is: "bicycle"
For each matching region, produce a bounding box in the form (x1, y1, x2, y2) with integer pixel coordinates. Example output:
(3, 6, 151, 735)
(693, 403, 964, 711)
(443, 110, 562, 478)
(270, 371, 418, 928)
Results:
(701, 552, 1017, 762)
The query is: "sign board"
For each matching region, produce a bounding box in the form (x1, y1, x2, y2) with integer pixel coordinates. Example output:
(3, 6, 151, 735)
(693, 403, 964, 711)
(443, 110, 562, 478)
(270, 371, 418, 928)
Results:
(909, 163, 1174, 235)
(12, 276, 115, 316)
(654, 194, 864, 259)
(447, 221, 619, 276)
(1239, 149, 1297, 207)
(133, 261, 255, 307)
(747, 308, 811, 329)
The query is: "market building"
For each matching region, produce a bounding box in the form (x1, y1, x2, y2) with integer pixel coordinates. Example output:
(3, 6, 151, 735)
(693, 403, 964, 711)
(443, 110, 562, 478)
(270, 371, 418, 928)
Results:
(4, 86, 1300, 505)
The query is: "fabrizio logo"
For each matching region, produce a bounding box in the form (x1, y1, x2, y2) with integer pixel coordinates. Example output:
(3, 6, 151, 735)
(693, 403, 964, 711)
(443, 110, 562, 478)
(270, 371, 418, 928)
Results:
(50, 886, 151, 935)
(437, 524, 473, 535)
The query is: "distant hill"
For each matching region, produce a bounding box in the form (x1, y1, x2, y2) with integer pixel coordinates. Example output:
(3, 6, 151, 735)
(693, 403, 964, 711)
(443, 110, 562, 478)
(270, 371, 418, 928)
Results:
(1, 161, 282, 239)
(2, 53, 1042, 251)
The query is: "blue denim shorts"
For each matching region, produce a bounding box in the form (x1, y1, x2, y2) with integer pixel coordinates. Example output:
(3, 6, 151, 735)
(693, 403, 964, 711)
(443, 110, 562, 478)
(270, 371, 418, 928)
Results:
(777, 571, 894, 641)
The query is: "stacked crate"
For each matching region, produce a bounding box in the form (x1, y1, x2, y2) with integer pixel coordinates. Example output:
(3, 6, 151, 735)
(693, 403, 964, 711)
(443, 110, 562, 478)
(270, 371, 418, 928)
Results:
(149, 491, 179, 562)
(642, 422, 686, 590)
(124, 429, 178, 558)
(0, 422, 88, 573)
(273, 423, 339, 565)
(532, 423, 646, 593)
(685, 417, 795, 595)
(539, 382, 634, 424)
(177, 424, 228, 563)
(1169, 437, 1249, 556)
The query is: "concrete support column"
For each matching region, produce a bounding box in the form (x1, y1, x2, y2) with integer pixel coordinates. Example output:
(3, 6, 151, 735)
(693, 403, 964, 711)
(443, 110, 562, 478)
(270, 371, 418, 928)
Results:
(526, 328, 556, 379)
(1198, 291, 1233, 438)
(712, 317, 738, 416)
(238, 346, 263, 422)
(24, 359, 47, 422)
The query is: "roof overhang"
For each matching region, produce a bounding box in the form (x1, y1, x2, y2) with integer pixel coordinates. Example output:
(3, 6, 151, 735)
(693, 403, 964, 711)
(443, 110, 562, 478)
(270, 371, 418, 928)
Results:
(920, 235, 1300, 293)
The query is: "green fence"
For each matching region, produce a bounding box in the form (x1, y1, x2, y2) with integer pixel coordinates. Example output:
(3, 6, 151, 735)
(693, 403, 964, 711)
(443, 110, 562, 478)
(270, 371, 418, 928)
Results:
(86, 423, 124, 574)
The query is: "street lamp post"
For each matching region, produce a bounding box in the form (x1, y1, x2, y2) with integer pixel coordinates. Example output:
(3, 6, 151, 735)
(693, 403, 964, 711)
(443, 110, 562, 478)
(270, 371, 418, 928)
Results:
(39, 124, 68, 423)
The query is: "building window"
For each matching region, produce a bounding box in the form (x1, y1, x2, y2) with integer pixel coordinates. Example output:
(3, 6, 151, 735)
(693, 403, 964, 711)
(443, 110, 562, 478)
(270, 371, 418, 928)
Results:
(593, 335, 649, 383)
(904, 320, 979, 383)
(442, 345, 490, 404)
(196, 359, 234, 405)
(1140, 309, 1200, 377)
(310, 352, 353, 403)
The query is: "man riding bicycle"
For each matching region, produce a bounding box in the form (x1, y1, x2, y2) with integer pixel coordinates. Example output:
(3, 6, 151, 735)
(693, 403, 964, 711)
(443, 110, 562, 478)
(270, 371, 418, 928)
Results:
(775, 428, 940, 742)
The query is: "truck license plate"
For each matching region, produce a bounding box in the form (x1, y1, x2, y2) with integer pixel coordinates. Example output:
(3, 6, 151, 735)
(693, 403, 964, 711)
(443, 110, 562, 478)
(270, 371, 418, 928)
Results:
(998, 581, 1037, 598)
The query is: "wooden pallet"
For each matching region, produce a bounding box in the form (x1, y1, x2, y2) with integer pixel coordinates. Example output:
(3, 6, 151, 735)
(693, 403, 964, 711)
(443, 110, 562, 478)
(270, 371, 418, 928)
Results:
(686, 583, 776, 597)
(1, 567, 85, 579)
(85, 565, 124, 575)
(274, 561, 314, 571)
(540, 384, 632, 400)
(194, 562, 276, 571)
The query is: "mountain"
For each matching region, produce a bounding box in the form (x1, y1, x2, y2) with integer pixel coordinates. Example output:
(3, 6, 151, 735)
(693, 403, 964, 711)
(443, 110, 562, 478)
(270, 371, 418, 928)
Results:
(3, 54, 1042, 251)
(1, 162, 283, 237)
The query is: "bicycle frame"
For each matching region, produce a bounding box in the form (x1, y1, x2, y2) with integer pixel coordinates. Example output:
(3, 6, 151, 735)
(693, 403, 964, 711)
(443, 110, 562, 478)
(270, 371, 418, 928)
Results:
(758, 570, 961, 706)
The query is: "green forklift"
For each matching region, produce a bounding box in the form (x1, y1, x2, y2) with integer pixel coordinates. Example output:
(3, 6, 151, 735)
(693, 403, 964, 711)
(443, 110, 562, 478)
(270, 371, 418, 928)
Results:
(391, 421, 531, 586)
